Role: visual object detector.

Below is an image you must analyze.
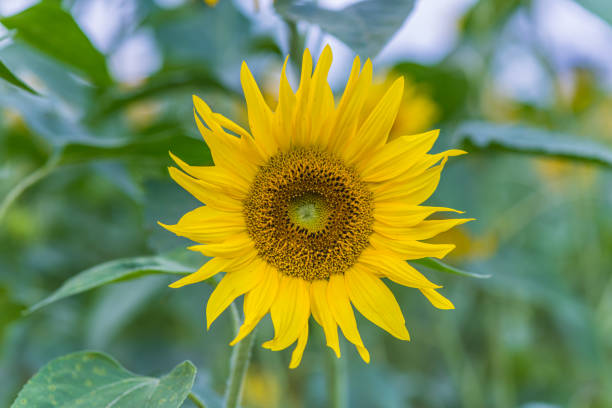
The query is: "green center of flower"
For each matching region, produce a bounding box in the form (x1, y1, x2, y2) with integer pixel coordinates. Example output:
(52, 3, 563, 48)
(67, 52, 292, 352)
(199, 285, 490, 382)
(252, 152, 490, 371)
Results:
(288, 193, 329, 232)
(243, 148, 374, 281)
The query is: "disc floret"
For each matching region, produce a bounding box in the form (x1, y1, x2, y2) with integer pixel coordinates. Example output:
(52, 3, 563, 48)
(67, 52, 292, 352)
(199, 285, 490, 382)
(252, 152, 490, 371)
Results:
(243, 148, 374, 281)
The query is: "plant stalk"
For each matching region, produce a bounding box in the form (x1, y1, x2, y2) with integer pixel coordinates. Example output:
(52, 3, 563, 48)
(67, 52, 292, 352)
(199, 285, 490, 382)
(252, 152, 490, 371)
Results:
(328, 349, 348, 408)
(223, 304, 256, 408)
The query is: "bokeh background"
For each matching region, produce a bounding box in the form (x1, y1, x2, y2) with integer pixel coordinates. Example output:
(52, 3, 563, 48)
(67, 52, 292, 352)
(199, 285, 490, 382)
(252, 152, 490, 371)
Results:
(1, 0, 612, 407)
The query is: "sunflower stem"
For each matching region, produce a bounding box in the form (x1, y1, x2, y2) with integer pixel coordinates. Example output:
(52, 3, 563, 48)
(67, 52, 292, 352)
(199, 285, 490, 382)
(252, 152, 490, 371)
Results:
(328, 349, 348, 408)
(224, 304, 255, 408)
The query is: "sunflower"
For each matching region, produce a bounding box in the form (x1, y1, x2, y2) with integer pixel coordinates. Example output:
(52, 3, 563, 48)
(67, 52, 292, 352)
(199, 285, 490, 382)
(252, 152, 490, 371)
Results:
(161, 46, 472, 368)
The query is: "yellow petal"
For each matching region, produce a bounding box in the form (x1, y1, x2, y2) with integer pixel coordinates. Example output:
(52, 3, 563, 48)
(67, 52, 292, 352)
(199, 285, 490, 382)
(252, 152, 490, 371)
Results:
(163, 204, 242, 227)
(374, 203, 464, 229)
(206, 260, 266, 329)
(358, 130, 439, 181)
(230, 265, 280, 345)
(262, 275, 311, 351)
(369, 233, 455, 260)
(240, 61, 277, 157)
(328, 58, 373, 156)
(169, 152, 249, 200)
(292, 48, 313, 147)
(212, 112, 251, 140)
(167, 167, 243, 212)
(343, 77, 404, 165)
(193, 96, 248, 169)
(168, 257, 232, 288)
(372, 157, 449, 205)
(420, 288, 455, 310)
(210, 111, 265, 172)
(190, 232, 254, 258)
(310, 279, 341, 358)
(159, 206, 245, 243)
(327, 273, 370, 363)
(276, 55, 296, 151)
(374, 218, 474, 241)
(306, 45, 335, 146)
(191, 98, 261, 181)
(358, 248, 440, 288)
(345, 265, 410, 340)
(401, 150, 466, 181)
(289, 323, 309, 369)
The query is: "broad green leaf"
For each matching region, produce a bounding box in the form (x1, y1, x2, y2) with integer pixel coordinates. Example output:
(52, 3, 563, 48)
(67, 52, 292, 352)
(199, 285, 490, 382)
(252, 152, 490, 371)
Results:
(454, 121, 612, 168)
(26, 256, 194, 313)
(275, 0, 416, 58)
(10, 351, 196, 408)
(0, 0, 111, 86)
(0, 58, 38, 94)
(411, 258, 491, 279)
(573, 0, 612, 26)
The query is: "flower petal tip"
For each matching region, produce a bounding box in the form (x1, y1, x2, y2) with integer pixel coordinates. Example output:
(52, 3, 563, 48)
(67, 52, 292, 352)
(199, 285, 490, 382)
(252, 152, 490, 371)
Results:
(168, 281, 184, 289)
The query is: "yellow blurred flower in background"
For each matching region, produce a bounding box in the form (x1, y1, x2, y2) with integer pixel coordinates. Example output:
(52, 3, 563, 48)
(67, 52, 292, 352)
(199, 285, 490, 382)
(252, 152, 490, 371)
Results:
(244, 368, 281, 408)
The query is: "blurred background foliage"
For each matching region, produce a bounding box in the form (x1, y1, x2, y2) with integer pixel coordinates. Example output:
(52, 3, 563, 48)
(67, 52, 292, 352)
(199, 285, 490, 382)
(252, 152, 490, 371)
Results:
(1, 0, 612, 407)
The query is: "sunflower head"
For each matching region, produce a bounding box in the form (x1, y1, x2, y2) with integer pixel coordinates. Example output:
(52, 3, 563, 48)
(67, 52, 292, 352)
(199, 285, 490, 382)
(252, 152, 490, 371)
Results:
(243, 147, 374, 281)
(161, 46, 472, 368)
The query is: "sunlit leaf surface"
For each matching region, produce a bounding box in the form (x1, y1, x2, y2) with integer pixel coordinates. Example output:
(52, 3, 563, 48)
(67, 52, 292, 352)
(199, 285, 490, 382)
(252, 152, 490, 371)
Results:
(10, 351, 196, 408)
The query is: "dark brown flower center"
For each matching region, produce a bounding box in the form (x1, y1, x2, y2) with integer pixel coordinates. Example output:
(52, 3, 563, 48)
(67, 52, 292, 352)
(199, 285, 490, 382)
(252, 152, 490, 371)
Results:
(243, 148, 374, 280)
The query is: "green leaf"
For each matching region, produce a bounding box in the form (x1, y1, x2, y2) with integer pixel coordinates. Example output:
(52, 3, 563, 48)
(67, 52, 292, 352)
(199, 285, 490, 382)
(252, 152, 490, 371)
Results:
(275, 0, 416, 58)
(0, 0, 111, 86)
(0, 58, 38, 94)
(411, 258, 491, 279)
(26, 256, 194, 314)
(10, 351, 196, 408)
(454, 121, 612, 168)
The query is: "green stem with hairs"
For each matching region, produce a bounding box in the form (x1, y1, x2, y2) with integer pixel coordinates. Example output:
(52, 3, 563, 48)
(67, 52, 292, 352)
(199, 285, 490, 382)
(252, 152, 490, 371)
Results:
(328, 349, 348, 408)
(223, 303, 256, 408)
